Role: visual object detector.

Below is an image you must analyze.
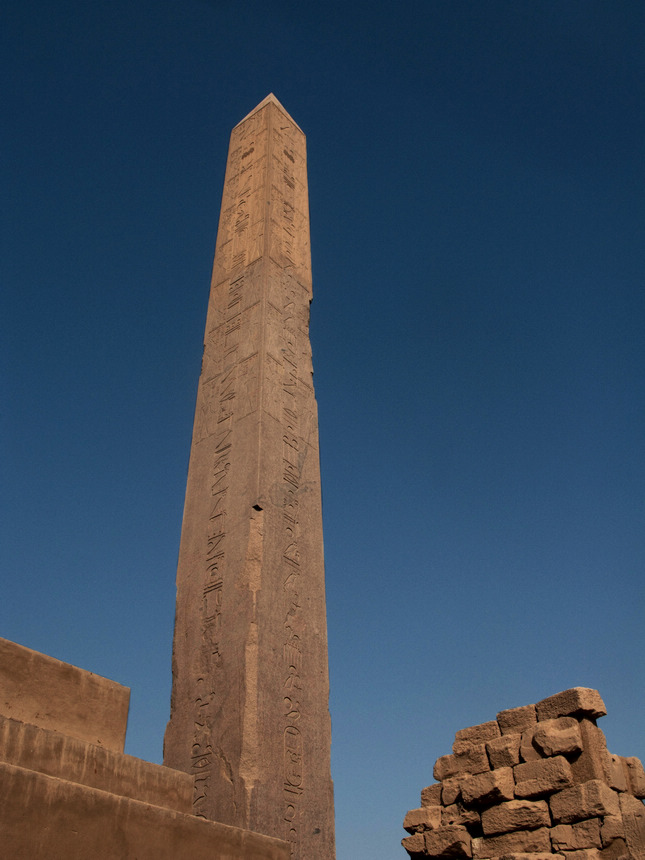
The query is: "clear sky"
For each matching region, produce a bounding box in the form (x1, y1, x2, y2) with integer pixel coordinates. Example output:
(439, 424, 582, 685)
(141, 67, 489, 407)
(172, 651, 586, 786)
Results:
(2, 2, 643, 858)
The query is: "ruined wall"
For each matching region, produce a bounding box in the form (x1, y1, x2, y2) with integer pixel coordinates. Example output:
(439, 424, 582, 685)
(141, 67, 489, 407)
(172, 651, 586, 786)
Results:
(402, 688, 645, 859)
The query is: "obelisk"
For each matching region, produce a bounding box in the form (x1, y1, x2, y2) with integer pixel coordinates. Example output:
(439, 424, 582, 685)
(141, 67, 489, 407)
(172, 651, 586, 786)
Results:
(164, 95, 335, 860)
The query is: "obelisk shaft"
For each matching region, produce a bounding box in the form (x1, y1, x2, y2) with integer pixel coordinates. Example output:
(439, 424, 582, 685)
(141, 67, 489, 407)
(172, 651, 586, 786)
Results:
(164, 95, 335, 860)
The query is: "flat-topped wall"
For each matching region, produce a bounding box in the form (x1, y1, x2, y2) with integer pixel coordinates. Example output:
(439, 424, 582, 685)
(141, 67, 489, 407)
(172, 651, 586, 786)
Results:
(0, 637, 130, 751)
(402, 688, 645, 859)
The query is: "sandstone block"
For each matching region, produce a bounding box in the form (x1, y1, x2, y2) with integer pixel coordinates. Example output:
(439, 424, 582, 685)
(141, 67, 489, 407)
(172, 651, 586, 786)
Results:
(535, 688, 606, 721)
(549, 780, 620, 824)
(623, 756, 645, 798)
(619, 792, 645, 857)
(442, 776, 462, 805)
(570, 719, 612, 784)
(454, 721, 501, 746)
(453, 741, 490, 775)
(514, 756, 573, 798)
(487, 734, 521, 769)
(424, 825, 472, 858)
(404, 806, 442, 833)
(481, 799, 549, 836)
(402, 832, 425, 855)
(472, 826, 550, 858)
(598, 838, 630, 859)
(519, 726, 544, 763)
(555, 850, 601, 860)
(442, 803, 481, 829)
(532, 717, 582, 758)
(461, 767, 514, 807)
(497, 704, 537, 736)
(422, 783, 443, 806)
(435, 754, 461, 781)
(600, 814, 625, 846)
(495, 855, 564, 860)
(550, 818, 602, 850)
(0, 637, 129, 752)
(607, 755, 628, 793)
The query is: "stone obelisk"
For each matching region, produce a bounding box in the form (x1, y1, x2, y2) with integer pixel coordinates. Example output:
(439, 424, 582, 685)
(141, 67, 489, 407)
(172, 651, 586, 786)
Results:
(163, 95, 335, 860)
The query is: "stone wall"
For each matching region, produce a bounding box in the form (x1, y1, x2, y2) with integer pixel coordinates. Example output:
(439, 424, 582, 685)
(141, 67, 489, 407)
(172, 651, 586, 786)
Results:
(402, 688, 645, 859)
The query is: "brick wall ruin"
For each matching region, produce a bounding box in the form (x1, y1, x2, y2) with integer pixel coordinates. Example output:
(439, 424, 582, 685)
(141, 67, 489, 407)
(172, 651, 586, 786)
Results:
(402, 688, 645, 859)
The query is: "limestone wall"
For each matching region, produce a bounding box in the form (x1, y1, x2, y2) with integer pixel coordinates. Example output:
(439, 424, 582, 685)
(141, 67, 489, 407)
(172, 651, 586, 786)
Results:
(402, 688, 645, 859)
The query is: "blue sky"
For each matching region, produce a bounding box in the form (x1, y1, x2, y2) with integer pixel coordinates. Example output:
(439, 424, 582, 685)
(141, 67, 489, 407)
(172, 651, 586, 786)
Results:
(2, 2, 643, 858)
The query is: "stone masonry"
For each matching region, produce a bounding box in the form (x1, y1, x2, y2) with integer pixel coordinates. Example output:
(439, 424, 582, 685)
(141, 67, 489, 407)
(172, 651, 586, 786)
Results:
(402, 688, 645, 859)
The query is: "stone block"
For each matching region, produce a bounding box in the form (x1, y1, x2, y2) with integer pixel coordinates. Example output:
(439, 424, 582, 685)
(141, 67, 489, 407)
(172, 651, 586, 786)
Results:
(453, 741, 490, 775)
(607, 755, 628, 793)
(556, 851, 601, 860)
(422, 783, 443, 806)
(460, 767, 514, 807)
(598, 838, 630, 860)
(497, 704, 537, 736)
(519, 725, 544, 763)
(472, 826, 550, 858)
(600, 815, 625, 846)
(0, 637, 129, 752)
(532, 717, 582, 758)
(0, 715, 192, 813)
(549, 780, 620, 824)
(623, 756, 645, 798)
(619, 792, 645, 857)
(435, 753, 461, 781)
(442, 803, 481, 829)
(454, 721, 501, 746)
(481, 799, 549, 835)
(487, 734, 521, 769)
(570, 719, 612, 785)
(404, 806, 442, 833)
(535, 688, 606, 721)
(424, 825, 472, 858)
(0, 761, 289, 860)
(495, 855, 564, 860)
(442, 776, 462, 805)
(402, 832, 425, 855)
(514, 756, 573, 798)
(550, 818, 602, 850)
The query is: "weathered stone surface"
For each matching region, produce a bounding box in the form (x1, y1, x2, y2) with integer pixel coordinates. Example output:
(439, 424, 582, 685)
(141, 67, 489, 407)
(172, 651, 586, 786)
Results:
(598, 838, 631, 859)
(488, 734, 522, 769)
(495, 855, 564, 860)
(402, 832, 426, 855)
(570, 719, 612, 785)
(600, 814, 625, 846)
(0, 760, 289, 860)
(514, 756, 574, 798)
(0, 715, 192, 813)
(550, 818, 602, 850)
(519, 725, 544, 763)
(453, 741, 490, 775)
(549, 779, 620, 824)
(532, 717, 582, 758)
(481, 799, 549, 836)
(0, 637, 129, 752)
(619, 792, 645, 857)
(422, 783, 443, 806)
(535, 688, 606, 721)
(424, 825, 472, 858)
(442, 776, 463, 805)
(461, 767, 515, 807)
(454, 721, 501, 746)
(162, 95, 334, 859)
(623, 756, 645, 798)
(497, 704, 537, 736)
(472, 826, 550, 857)
(556, 850, 601, 860)
(606, 755, 628, 793)
(404, 806, 442, 832)
(442, 802, 481, 829)
(435, 754, 461, 781)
